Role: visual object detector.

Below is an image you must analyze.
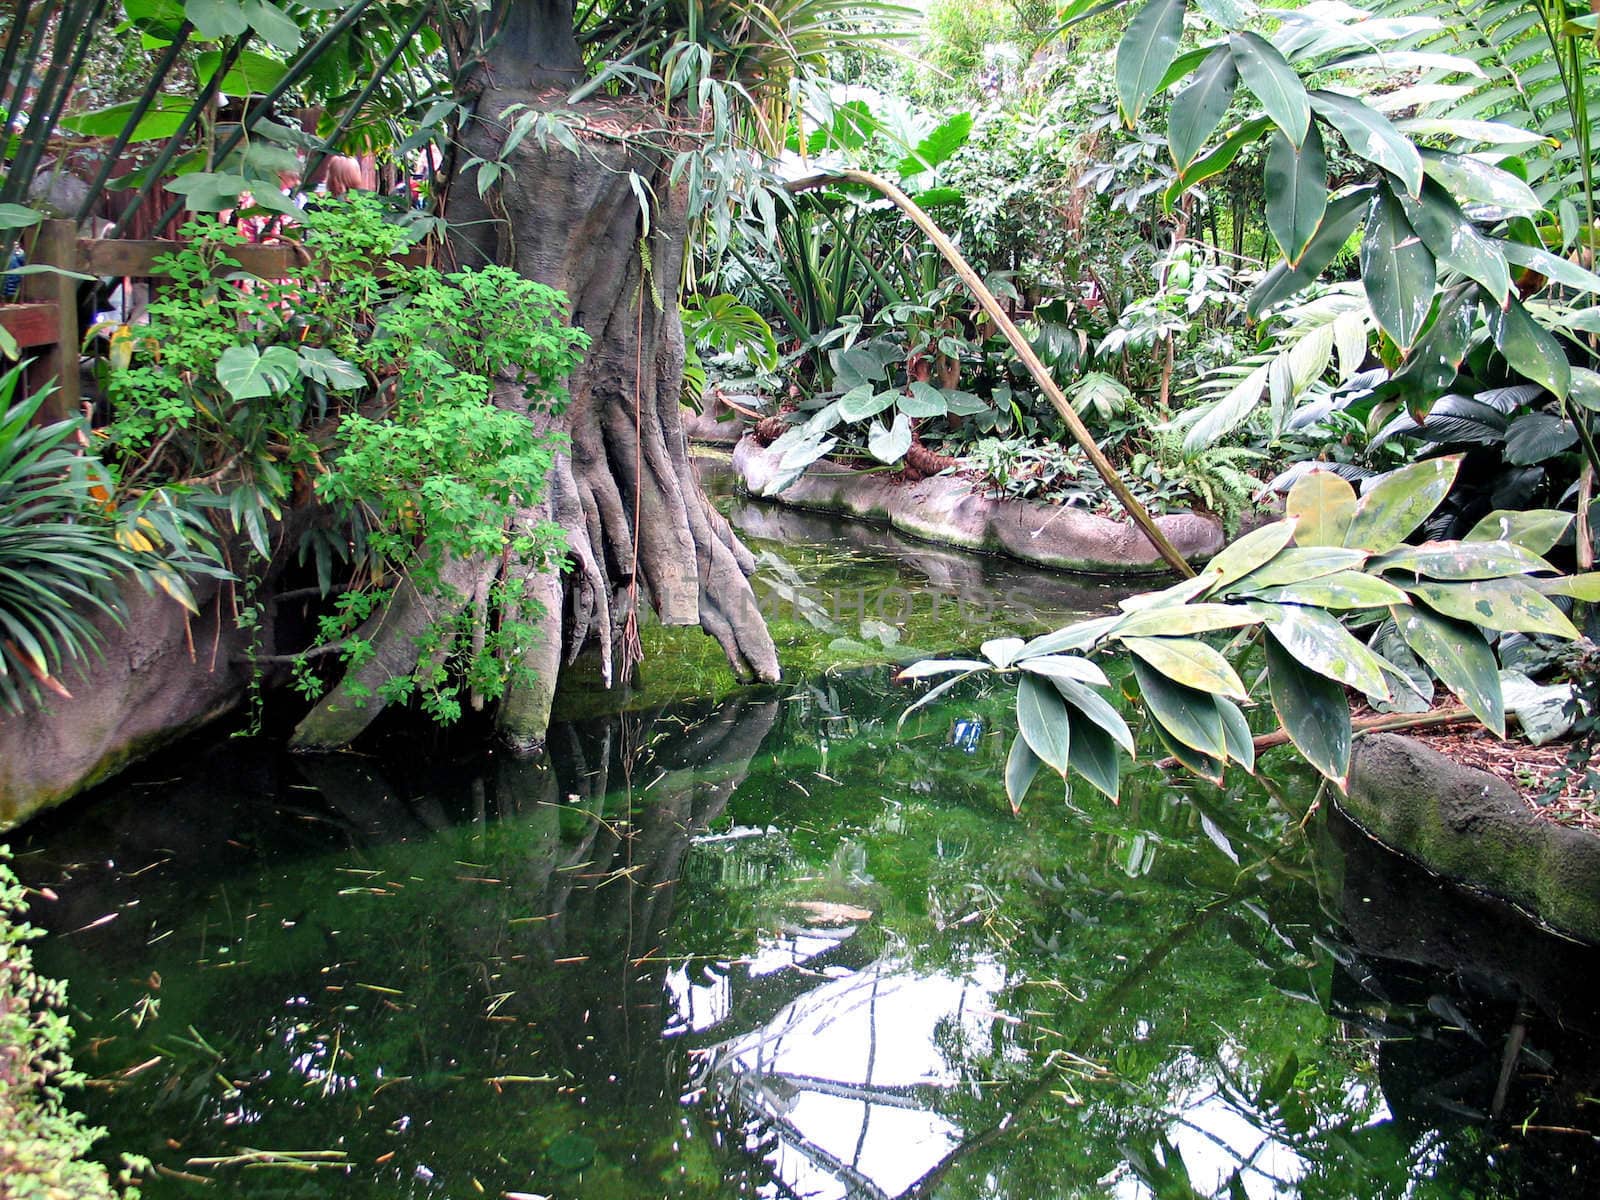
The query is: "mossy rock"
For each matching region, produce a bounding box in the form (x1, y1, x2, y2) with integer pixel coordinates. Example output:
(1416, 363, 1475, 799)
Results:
(1340, 733, 1600, 945)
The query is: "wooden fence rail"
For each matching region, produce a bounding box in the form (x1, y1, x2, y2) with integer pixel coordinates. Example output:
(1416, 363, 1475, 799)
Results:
(0, 219, 428, 422)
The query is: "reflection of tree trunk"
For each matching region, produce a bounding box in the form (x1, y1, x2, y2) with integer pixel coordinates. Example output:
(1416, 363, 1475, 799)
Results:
(291, 9, 777, 754)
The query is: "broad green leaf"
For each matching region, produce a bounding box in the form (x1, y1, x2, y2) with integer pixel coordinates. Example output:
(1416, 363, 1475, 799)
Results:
(1408, 578, 1579, 638)
(1485, 295, 1571, 400)
(1054, 677, 1137, 756)
(1265, 634, 1352, 787)
(1500, 241, 1600, 297)
(1266, 123, 1328, 265)
(1503, 412, 1577, 465)
(895, 112, 973, 178)
(1309, 91, 1422, 196)
(1400, 182, 1510, 305)
(1252, 571, 1409, 609)
(241, 0, 300, 51)
(1201, 519, 1298, 595)
(1361, 187, 1436, 352)
(1119, 573, 1213, 612)
(1067, 712, 1123, 802)
(898, 381, 948, 418)
(1392, 603, 1504, 735)
(1393, 118, 1556, 148)
(1132, 658, 1228, 759)
(1168, 46, 1238, 169)
(1118, 0, 1189, 125)
(836, 384, 895, 422)
(60, 96, 194, 142)
(1258, 603, 1391, 698)
(1464, 509, 1572, 554)
(1538, 573, 1600, 601)
(0, 203, 41, 230)
(982, 637, 1026, 668)
(185, 0, 247, 39)
(1374, 539, 1554, 579)
(1018, 674, 1072, 775)
(1167, 118, 1272, 209)
(1005, 733, 1042, 813)
(1421, 151, 1542, 214)
(1285, 471, 1355, 547)
(1390, 286, 1475, 413)
(1228, 546, 1369, 592)
(867, 412, 911, 463)
(296, 346, 362, 391)
(1217, 696, 1255, 773)
(1248, 188, 1371, 316)
(1019, 655, 1110, 688)
(897, 658, 990, 679)
(1019, 614, 1123, 658)
(1121, 635, 1248, 700)
(1152, 719, 1226, 785)
(1114, 603, 1257, 637)
(216, 344, 299, 401)
(1343, 456, 1460, 553)
(1231, 32, 1310, 146)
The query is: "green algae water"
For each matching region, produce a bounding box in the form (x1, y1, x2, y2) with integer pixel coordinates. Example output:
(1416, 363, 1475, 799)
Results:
(15, 463, 1600, 1199)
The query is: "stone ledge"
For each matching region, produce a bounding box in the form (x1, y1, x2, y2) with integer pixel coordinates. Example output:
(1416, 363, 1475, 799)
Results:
(1340, 732, 1600, 945)
(732, 436, 1226, 575)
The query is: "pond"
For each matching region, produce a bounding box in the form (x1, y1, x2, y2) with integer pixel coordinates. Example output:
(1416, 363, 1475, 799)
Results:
(14, 458, 1600, 1199)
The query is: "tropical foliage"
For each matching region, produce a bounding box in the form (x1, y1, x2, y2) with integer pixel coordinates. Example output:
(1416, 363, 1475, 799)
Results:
(901, 456, 1596, 804)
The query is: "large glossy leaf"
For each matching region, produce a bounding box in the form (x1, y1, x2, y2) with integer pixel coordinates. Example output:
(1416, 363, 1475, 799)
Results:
(1485, 296, 1571, 400)
(1248, 189, 1371, 316)
(1019, 614, 1123, 658)
(1538, 573, 1600, 601)
(1392, 603, 1504, 735)
(1201, 519, 1298, 594)
(1258, 603, 1392, 697)
(1114, 603, 1258, 638)
(1400, 181, 1510, 305)
(897, 659, 989, 679)
(1017, 674, 1071, 775)
(1118, 0, 1189, 125)
(898, 381, 948, 418)
(60, 96, 195, 142)
(1131, 658, 1227, 759)
(1231, 32, 1310, 146)
(1167, 117, 1272, 209)
(1390, 286, 1475, 416)
(1217, 696, 1255, 774)
(1465, 509, 1572, 554)
(1374, 539, 1553, 579)
(1421, 151, 1542, 213)
(241, 0, 300, 51)
(1503, 412, 1577, 465)
(836, 384, 896, 422)
(1309, 91, 1423, 196)
(1054, 677, 1137, 756)
(1019, 654, 1110, 688)
(982, 637, 1026, 668)
(1067, 712, 1123, 802)
(1120, 635, 1248, 699)
(895, 111, 975, 177)
(1252, 571, 1409, 609)
(216, 344, 299, 401)
(1343, 456, 1460, 553)
(1361, 187, 1436, 352)
(1265, 634, 1352, 787)
(1006, 733, 1042, 813)
(1500, 242, 1600, 298)
(1168, 46, 1238, 169)
(1286, 471, 1356, 547)
(1151, 719, 1226, 785)
(1228, 546, 1370, 591)
(185, 0, 247, 39)
(1408, 578, 1579, 638)
(867, 413, 912, 463)
(1265, 123, 1328, 265)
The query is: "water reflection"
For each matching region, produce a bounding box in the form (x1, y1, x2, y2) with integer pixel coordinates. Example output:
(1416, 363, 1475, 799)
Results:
(14, 641, 1600, 1196)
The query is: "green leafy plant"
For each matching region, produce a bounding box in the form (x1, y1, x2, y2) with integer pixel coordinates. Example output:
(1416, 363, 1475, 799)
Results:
(900, 455, 1596, 806)
(0, 365, 215, 714)
(1, 844, 144, 1196)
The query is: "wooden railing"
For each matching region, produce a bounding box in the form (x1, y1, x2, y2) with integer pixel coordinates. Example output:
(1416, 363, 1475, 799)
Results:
(1, 219, 429, 422)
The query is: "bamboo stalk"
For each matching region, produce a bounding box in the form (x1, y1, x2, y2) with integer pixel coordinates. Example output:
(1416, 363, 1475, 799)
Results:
(784, 169, 1196, 577)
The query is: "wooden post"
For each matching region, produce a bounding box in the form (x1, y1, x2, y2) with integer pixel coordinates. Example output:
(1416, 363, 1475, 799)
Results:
(20, 219, 80, 422)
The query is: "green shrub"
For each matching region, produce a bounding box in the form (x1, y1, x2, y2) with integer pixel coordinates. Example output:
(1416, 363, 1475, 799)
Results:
(0, 846, 141, 1197)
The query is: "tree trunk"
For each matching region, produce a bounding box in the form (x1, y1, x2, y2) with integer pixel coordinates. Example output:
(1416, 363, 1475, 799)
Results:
(289, 7, 778, 753)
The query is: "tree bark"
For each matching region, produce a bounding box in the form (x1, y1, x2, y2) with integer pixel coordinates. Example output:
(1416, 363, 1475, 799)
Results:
(289, 10, 777, 753)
